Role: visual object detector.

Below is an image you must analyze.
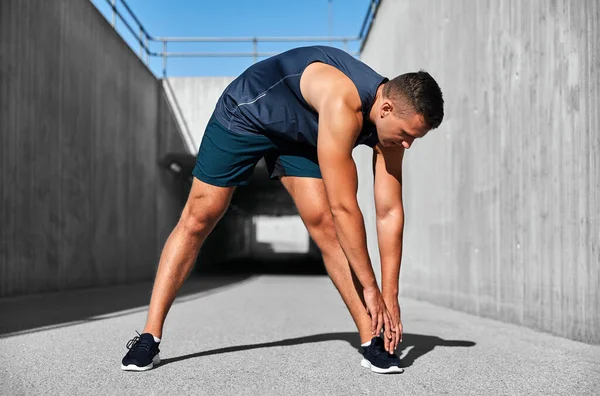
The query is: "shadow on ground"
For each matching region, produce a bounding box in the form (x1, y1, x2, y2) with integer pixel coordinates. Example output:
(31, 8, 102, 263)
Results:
(0, 257, 326, 338)
(201, 257, 327, 276)
(398, 333, 476, 367)
(0, 273, 253, 337)
(159, 332, 476, 369)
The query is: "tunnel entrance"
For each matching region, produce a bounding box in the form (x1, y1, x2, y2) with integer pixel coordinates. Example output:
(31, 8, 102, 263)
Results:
(160, 154, 326, 275)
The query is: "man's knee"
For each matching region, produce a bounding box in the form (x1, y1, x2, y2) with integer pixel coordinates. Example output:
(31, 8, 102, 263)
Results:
(179, 180, 233, 236)
(180, 204, 222, 237)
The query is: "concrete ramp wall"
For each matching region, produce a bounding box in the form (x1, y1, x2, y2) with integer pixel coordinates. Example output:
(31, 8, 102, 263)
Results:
(357, 0, 600, 343)
(165, 77, 236, 149)
(0, 0, 189, 296)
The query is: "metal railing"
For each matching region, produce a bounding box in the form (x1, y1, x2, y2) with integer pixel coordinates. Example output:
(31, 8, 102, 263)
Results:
(103, 0, 381, 76)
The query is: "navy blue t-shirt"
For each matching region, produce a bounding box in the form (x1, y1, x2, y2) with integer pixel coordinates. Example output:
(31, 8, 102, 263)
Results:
(212, 45, 388, 148)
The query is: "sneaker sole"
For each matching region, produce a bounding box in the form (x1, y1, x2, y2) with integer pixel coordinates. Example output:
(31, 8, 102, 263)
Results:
(361, 358, 404, 374)
(121, 354, 161, 371)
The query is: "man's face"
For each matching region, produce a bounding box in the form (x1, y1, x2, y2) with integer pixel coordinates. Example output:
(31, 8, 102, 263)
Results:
(375, 102, 430, 149)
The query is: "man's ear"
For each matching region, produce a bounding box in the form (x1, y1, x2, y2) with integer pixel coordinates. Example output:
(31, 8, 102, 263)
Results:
(381, 100, 393, 117)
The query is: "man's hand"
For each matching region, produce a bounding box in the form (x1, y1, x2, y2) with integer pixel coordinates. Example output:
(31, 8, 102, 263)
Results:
(363, 286, 393, 347)
(383, 294, 403, 353)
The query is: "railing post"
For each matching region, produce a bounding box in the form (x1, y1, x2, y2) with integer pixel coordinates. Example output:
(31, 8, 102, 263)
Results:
(328, 0, 333, 43)
(145, 35, 149, 65)
(253, 37, 257, 64)
(162, 41, 167, 77)
(343, 39, 348, 52)
(111, 0, 116, 27)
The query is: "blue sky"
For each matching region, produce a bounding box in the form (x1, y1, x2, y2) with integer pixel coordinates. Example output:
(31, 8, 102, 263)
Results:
(91, 0, 372, 77)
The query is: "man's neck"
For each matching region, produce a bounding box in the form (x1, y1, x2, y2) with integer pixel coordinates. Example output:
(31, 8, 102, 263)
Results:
(369, 84, 385, 124)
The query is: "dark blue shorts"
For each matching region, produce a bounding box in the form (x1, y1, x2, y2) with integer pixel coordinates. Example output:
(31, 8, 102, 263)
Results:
(192, 116, 322, 187)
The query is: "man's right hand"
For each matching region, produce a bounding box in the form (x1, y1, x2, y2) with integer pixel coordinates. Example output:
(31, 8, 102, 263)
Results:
(363, 285, 393, 345)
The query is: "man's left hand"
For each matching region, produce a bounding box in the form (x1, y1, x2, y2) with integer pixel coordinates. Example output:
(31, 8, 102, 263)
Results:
(382, 294, 403, 353)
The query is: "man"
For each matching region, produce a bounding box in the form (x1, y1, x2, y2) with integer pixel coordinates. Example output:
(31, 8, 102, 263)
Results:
(121, 45, 444, 374)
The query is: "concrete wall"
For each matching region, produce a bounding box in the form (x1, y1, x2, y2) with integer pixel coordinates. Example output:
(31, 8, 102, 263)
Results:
(165, 77, 236, 149)
(0, 0, 189, 297)
(357, 0, 600, 343)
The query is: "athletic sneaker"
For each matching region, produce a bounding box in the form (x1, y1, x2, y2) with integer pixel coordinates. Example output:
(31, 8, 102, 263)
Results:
(121, 331, 161, 371)
(361, 336, 404, 374)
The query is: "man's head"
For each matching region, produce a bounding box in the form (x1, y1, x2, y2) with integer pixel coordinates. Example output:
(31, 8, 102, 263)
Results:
(372, 70, 444, 149)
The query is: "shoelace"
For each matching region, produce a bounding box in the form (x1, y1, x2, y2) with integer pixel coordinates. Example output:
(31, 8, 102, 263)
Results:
(126, 330, 152, 353)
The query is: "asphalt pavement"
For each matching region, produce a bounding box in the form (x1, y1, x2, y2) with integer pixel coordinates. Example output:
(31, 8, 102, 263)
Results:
(1, 273, 599, 395)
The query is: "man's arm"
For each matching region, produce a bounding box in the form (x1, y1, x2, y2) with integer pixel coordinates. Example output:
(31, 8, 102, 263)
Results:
(317, 99, 392, 338)
(300, 62, 392, 339)
(300, 62, 378, 291)
(316, 100, 378, 291)
(373, 144, 405, 295)
(373, 144, 405, 351)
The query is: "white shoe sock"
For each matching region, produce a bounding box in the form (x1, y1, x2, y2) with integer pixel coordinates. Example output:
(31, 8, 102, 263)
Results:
(153, 336, 161, 343)
(361, 340, 371, 347)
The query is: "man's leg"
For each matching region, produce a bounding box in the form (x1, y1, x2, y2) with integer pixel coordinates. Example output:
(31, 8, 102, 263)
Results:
(280, 176, 374, 344)
(142, 177, 235, 338)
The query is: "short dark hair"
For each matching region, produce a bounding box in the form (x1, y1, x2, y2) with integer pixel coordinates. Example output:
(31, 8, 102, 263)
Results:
(383, 70, 444, 129)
